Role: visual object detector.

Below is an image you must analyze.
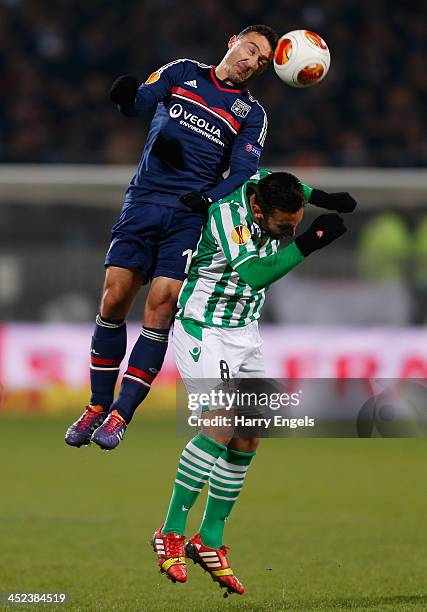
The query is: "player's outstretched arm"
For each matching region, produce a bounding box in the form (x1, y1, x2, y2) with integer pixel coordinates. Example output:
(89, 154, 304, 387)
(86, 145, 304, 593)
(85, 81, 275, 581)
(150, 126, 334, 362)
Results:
(235, 242, 304, 291)
(235, 213, 347, 291)
(181, 107, 267, 213)
(111, 60, 189, 118)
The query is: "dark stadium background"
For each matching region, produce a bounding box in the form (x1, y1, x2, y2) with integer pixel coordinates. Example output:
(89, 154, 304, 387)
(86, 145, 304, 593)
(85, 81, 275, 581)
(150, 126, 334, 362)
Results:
(0, 2, 426, 611)
(1, 0, 426, 167)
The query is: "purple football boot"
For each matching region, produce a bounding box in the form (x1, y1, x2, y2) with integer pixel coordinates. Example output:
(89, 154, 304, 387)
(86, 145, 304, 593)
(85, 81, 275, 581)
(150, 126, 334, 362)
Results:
(91, 410, 127, 450)
(65, 405, 107, 447)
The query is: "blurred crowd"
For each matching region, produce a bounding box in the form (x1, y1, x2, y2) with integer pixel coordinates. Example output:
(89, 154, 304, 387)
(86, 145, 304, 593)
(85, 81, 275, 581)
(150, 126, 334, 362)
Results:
(0, 0, 426, 166)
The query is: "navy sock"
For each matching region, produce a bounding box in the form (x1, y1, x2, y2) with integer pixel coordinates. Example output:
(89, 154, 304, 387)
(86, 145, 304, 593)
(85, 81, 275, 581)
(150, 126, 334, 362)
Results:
(111, 326, 169, 422)
(89, 314, 127, 410)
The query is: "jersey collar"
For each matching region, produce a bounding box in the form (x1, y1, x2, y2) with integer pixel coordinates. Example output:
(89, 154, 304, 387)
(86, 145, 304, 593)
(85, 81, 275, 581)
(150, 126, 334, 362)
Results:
(242, 181, 269, 243)
(241, 182, 255, 225)
(210, 67, 248, 93)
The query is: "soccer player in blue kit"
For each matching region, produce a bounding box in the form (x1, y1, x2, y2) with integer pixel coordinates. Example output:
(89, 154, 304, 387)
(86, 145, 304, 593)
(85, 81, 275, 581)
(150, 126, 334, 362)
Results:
(65, 25, 279, 450)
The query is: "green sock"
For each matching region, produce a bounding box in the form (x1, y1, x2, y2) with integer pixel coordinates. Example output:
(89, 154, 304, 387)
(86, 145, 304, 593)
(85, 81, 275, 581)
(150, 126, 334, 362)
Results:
(199, 447, 255, 548)
(163, 433, 226, 535)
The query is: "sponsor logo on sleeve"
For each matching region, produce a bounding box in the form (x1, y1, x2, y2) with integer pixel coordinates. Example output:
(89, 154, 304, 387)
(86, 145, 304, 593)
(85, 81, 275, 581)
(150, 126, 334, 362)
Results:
(231, 225, 252, 245)
(245, 143, 261, 158)
(145, 71, 160, 84)
(231, 98, 251, 118)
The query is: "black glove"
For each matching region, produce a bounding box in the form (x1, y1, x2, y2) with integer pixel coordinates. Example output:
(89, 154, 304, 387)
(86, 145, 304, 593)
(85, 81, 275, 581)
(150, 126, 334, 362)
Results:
(310, 189, 357, 213)
(295, 213, 347, 257)
(110, 75, 138, 116)
(180, 191, 212, 213)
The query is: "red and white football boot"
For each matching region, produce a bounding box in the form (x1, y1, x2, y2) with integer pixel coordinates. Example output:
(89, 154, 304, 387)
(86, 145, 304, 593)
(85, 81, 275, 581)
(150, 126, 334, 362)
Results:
(151, 525, 187, 583)
(185, 533, 244, 596)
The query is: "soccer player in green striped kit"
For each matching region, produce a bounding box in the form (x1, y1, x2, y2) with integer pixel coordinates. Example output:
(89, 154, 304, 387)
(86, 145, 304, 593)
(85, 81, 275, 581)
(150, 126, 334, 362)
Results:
(152, 169, 356, 595)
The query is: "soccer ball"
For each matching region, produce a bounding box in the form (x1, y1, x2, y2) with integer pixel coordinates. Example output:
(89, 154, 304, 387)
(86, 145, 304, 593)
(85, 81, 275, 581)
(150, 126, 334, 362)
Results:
(274, 30, 330, 88)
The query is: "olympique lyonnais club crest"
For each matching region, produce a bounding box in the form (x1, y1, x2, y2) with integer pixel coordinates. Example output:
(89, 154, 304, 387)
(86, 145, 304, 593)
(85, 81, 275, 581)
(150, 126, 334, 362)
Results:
(231, 225, 251, 245)
(231, 99, 251, 118)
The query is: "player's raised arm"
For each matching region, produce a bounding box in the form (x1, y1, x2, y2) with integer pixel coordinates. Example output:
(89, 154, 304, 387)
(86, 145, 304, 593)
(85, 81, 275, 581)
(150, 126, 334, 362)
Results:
(206, 104, 268, 204)
(210, 172, 348, 292)
(211, 204, 346, 292)
(180, 104, 268, 213)
(236, 214, 347, 290)
(110, 60, 188, 117)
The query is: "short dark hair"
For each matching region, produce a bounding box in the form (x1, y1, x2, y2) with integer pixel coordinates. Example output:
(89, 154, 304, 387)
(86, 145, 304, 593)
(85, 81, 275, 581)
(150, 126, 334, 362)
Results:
(247, 172, 306, 215)
(237, 24, 279, 54)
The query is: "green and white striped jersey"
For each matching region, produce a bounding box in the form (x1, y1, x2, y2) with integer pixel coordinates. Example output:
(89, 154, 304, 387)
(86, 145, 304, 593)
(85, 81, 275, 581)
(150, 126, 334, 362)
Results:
(177, 169, 278, 328)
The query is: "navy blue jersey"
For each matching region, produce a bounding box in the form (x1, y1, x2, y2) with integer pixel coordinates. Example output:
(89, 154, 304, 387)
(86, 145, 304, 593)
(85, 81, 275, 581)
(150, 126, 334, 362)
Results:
(124, 59, 267, 209)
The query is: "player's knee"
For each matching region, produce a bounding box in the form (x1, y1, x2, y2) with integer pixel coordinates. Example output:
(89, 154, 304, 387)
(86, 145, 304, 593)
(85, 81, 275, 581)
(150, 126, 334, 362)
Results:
(144, 291, 179, 328)
(144, 302, 176, 328)
(231, 437, 260, 453)
(100, 285, 131, 319)
(148, 293, 177, 312)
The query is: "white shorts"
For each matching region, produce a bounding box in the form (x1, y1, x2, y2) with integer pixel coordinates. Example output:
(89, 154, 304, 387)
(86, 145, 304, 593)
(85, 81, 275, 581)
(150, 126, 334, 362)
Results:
(173, 318, 265, 383)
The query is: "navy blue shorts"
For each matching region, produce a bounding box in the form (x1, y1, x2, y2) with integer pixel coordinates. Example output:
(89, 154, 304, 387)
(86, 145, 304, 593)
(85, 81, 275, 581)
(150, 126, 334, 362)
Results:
(104, 202, 205, 283)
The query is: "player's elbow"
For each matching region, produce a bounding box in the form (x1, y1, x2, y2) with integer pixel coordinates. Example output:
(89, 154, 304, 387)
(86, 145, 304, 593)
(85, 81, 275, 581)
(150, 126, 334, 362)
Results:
(247, 278, 265, 291)
(236, 269, 265, 291)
